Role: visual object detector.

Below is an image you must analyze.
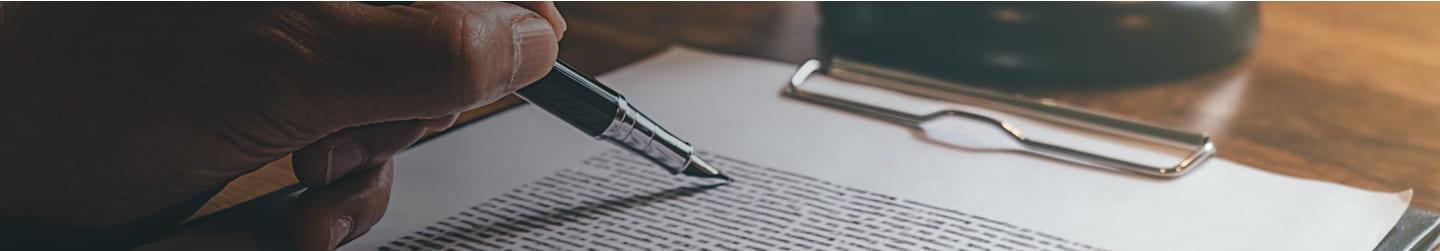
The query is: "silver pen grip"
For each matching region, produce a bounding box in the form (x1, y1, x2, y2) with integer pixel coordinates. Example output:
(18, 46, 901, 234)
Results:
(597, 97, 697, 174)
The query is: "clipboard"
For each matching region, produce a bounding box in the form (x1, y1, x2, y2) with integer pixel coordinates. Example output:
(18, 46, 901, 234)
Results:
(781, 56, 1440, 250)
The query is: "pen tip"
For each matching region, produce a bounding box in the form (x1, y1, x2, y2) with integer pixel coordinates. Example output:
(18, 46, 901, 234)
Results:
(681, 156, 732, 182)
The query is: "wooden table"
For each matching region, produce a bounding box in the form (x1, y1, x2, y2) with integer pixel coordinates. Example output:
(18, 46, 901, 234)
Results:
(190, 1, 1440, 226)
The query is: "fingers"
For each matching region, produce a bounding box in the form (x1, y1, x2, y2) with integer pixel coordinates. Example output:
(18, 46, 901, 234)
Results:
(291, 120, 424, 250)
(309, 2, 559, 131)
(293, 160, 395, 251)
(286, 2, 562, 247)
(290, 111, 429, 251)
(292, 121, 427, 188)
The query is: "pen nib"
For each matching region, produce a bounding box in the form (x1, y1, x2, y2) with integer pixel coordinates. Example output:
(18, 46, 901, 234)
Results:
(681, 156, 732, 182)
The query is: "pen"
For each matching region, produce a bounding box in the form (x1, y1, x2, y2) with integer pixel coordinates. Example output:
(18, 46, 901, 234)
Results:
(514, 60, 731, 181)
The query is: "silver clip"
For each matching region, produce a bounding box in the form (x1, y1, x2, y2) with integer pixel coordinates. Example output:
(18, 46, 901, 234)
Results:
(783, 59, 1215, 178)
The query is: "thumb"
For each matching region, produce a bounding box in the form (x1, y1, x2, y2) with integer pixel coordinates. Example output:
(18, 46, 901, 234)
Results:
(301, 2, 559, 132)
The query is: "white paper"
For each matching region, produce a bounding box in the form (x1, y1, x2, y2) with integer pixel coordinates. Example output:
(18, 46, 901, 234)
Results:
(345, 47, 1411, 251)
(377, 150, 1106, 250)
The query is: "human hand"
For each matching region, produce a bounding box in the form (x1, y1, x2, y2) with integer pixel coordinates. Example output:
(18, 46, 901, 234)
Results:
(0, 2, 564, 250)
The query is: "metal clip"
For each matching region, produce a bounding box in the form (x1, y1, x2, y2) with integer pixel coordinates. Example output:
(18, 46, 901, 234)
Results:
(783, 59, 1215, 178)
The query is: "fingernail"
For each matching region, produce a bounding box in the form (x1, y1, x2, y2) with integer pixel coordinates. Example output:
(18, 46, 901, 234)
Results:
(329, 216, 353, 247)
(508, 16, 558, 92)
(326, 144, 365, 185)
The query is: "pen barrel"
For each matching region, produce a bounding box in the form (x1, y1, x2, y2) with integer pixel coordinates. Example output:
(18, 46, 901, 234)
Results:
(515, 62, 620, 136)
(515, 61, 696, 174)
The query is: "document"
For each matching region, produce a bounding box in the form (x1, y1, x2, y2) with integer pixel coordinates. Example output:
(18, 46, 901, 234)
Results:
(344, 48, 1411, 250)
(380, 150, 1102, 251)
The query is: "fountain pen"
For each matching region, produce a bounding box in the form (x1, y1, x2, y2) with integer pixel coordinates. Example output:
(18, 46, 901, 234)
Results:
(514, 60, 731, 181)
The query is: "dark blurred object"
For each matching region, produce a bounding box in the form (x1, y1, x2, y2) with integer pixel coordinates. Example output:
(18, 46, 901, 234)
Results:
(819, 2, 1259, 88)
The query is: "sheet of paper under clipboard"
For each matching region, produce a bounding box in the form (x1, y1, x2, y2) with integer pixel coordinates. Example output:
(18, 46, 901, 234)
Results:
(346, 47, 1412, 251)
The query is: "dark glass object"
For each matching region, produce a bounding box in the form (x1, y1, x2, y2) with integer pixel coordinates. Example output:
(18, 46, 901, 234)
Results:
(819, 2, 1259, 87)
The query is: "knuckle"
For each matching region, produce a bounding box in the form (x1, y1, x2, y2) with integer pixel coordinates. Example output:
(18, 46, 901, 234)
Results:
(251, 5, 333, 66)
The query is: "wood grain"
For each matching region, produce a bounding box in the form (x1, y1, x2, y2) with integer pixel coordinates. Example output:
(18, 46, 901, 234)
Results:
(1034, 3, 1440, 211)
(192, 2, 1440, 225)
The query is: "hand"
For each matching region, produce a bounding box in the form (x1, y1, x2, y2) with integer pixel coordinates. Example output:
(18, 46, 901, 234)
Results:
(0, 2, 565, 250)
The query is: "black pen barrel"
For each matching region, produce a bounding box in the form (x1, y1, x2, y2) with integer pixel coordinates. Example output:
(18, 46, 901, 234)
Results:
(514, 61, 620, 136)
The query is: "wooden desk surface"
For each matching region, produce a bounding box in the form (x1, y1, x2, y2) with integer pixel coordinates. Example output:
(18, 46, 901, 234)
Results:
(190, 2, 1440, 222)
